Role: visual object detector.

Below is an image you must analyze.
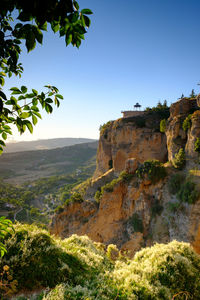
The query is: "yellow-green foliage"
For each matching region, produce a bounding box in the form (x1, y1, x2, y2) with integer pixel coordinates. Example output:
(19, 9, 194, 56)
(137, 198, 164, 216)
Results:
(2, 224, 200, 299)
(94, 171, 134, 202)
(136, 160, 167, 184)
(99, 121, 112, 138)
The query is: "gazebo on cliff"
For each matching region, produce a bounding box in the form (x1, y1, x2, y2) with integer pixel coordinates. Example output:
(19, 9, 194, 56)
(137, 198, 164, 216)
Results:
(134, 102, 141, 110)
(121, 102, 144, 118)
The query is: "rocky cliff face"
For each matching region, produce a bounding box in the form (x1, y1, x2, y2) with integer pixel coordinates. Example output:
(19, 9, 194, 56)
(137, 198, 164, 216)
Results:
(50, 98, 200, 256)
(94, 113, 168, 178)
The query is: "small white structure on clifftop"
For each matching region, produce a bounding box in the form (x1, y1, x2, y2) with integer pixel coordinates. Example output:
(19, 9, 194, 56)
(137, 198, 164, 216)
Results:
(121, 102, 145, 118)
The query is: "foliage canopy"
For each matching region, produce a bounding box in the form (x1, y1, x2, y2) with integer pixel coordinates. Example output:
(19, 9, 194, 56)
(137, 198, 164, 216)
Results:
(0, 0, 92, 153)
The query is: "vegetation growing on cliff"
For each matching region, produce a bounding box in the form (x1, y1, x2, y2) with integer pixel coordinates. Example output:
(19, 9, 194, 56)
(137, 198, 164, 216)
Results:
(99, 121, 113, 138)
(182, 114, 192, 131)
(1, 224, 200, 299)
(168, 173, 199, 204)
(145, 100, 170, 119)
(136, 160, 166, 184)
(94, 171, 134, 202)
(160, 119, 167, 133)
(172, 148, 186, 169)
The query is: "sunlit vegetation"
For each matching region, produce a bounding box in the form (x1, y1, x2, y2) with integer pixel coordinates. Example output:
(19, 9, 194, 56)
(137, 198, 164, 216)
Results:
(1, 223, 200, 299)
(94, 171, 134, 202)
(136, 160, 167, 184)
(172, 148, 186, 170)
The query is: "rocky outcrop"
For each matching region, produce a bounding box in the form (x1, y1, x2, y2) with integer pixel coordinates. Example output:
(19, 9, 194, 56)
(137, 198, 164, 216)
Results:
(94, 114, 168, 178)
(51, 97, 200, 256)
(166, 98, 198, 161)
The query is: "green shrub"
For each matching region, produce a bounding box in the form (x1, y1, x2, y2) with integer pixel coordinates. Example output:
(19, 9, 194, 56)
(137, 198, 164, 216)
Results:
(64, 192, 83, 206)
(172, 148, 186, 169)
(182, 114, 192, 131)
(194, 137, 200, 153)
(118, 170, 134, 183)
(113, 241, 200, 299)
(128, 213, 143, 232)
(99, 121, 112, 136)
(177, 180, 199, 204)
(168, 173, 185, 194)
(136, 160, 167, 184)
(160, 119, 166, 133)
(3, 225, 200, 299)
(54, 205, 64, 213)
(1, 224, 86, 292)
(94, 190, 102, 203)
(102, 179, 119, 193)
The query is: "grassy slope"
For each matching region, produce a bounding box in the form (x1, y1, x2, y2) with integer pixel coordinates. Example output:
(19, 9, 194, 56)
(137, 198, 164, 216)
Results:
(1, 223, 200, 299)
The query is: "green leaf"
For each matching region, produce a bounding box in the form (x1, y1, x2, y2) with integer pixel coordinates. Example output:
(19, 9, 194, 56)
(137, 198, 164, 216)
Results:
(55, 94, 64, 100)
(0, 77, 5, 86)
(32, 89, 38, 96)
(45, 104, 53, 113)
(81, 9, 93, 15)
(26, 31, 36, 52)
(20, 112, 30, 119)
(26, 121, 33, 133)
(33, 111, 42, 119)
(31, 105, 39, 112)
(10, 87, 21, 93)
(40, 22, 47, 31)
(54, 97, 60, 107)
(32, 114, 38, 125)
(2, 132, 7, 140)
(65, 34, 72, 46)
(33, 26, 43, 44)
(18, 95, 25, 100)
(73, 0, 79, 10)
(21, 86, 27, 93)
(83, 15, 91, 28)
(51, 23, 60, 33)
(0, 140, 5, 146)
(45, 98, 53, 103)
(0, 90, 7, 100)
(32, 98, 38, 105)
(3, 125, 11, 130)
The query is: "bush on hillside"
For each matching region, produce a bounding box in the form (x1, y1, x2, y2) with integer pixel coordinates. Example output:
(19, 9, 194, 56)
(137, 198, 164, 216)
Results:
(136, 160, 167, 184)
(2, 224, 200, 299)
(113, 240, 200, 299)
(43, 241, 200, 300)
(182, 114, 192, 131)
(160, 119, 166, 133)
(177, 180, 199, 204)
(172, 148, 186, 169)
(0, 224, 86, 292)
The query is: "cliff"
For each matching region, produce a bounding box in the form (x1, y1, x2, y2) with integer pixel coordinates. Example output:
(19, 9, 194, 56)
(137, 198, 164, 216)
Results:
(50, 97, 200, 256)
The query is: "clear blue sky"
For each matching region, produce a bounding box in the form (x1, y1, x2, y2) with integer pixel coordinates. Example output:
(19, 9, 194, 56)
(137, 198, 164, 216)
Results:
(5, 0, 200, 142)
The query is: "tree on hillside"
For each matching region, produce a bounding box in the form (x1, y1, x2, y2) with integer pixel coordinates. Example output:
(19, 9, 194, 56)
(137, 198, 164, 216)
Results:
(0, 0, 92, 153)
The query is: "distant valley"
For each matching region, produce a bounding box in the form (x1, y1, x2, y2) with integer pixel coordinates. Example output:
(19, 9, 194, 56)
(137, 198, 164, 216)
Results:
(0, 140, 98, 224)
(4, 137, 96, 153)
(0, 140, 97, 184)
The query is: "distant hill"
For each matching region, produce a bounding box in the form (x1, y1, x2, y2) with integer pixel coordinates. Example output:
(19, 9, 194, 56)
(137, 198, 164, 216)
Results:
(4, 137, 96, 153)
(0, 141, 98, 184)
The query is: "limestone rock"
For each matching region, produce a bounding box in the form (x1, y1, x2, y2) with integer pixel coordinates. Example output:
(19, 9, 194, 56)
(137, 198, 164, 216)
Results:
(125, 158, 139, 174)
